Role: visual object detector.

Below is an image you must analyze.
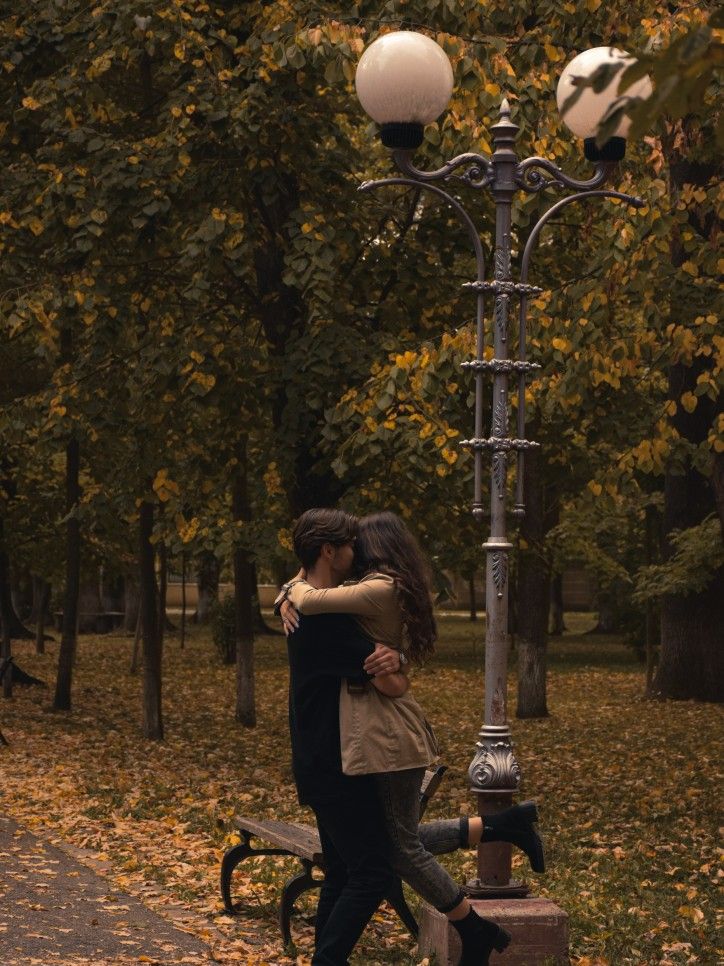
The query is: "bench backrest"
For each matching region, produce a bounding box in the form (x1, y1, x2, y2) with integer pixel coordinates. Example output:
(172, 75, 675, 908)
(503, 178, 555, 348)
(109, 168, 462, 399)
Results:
(419, 764, 447, 818)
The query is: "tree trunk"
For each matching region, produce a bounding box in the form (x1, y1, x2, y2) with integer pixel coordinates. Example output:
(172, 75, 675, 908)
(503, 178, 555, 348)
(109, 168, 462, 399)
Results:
(34, 578, 50, 655)
(653, 575, 724, 701)
(1, 567, 12, 701)
(643, 504, 658, 695)
(11, 569, 32, 623)
(53, 436, 81, 712)
(713, 452, 724, 542)
(0, 656, 12, 745)
(468, 574, 478, 621)
(251, 563, 281, 636)
(179, 551, 186, 649)
(651, 386, 724, 701)
(516, 448, 555, 719)
(139, 500, 163, 739)
(549, 573, 566, 636)
(124, 576, 140, 633)
(195, 550, 219, 624)
(0, 549, 33, 640)
(77, 576, 102, 633)
(29, 574, 46, 624)
(129, 608, 141, 675)
(157, 539, 167, 653)
(233, 436, 256, 727)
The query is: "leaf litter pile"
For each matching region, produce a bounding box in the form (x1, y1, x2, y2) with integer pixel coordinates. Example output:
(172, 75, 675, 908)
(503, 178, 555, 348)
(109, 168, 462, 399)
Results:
(0, 615, 720, 965)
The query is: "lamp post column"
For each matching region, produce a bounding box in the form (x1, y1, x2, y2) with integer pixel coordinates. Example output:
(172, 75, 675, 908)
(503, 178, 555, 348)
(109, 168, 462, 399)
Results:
(466, 100, 524, 898)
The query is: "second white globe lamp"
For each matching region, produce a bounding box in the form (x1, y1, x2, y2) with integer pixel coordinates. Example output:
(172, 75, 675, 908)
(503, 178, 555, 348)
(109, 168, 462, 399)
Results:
(556, 47, 653, 160)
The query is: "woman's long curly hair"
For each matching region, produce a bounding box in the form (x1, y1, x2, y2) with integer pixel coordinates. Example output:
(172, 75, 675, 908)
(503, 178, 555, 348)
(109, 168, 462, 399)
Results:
(355, 511, 437, 666)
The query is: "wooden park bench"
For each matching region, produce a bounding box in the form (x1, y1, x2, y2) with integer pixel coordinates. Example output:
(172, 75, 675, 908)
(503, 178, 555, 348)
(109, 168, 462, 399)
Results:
(220, 764, 447, 945)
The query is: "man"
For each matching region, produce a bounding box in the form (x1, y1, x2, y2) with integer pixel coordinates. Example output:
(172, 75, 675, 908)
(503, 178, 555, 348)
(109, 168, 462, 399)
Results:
(281, 508, 402, 966)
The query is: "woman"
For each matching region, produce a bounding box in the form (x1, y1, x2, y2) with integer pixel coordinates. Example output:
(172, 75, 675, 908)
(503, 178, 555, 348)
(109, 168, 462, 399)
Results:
(279, 511, 544, 966)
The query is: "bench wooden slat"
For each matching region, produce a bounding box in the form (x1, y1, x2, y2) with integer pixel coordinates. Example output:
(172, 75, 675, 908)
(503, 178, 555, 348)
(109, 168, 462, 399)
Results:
(233, 817, 323, 862)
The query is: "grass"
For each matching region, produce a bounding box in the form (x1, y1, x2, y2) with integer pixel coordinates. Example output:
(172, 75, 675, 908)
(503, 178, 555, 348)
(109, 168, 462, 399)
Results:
(0, 613, 721, 965)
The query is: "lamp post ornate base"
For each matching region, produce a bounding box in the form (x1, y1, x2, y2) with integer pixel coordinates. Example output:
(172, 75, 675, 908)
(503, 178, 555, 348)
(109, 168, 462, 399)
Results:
(419, 898, 569, 965)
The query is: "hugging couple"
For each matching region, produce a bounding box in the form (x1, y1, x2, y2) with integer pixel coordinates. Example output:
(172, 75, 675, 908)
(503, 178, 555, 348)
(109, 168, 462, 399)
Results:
(275, 508, 545, 966)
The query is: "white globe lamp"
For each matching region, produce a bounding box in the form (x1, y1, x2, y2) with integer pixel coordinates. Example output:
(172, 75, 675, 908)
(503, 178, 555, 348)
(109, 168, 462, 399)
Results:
(355, 31, 454, 150)
(556, 47, 653, 161)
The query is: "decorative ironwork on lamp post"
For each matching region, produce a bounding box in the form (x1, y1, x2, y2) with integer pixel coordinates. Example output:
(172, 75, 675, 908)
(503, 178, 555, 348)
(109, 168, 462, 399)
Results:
(355, 33, 651, 898)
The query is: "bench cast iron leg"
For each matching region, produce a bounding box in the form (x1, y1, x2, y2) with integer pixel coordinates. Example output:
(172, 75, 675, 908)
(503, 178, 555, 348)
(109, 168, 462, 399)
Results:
(279, 859, 319, 945)
(220, 843, 251, 913)
(220, 834, 295, 914)
(385, 875, 419, 937)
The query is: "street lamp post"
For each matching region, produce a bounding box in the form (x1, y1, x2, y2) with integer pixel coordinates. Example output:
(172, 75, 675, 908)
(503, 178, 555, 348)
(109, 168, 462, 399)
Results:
(355, 32, 650, 910)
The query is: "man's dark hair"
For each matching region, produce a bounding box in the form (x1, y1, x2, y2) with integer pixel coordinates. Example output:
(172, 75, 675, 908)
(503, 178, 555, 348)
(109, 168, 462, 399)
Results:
(292, 508, 358, 569)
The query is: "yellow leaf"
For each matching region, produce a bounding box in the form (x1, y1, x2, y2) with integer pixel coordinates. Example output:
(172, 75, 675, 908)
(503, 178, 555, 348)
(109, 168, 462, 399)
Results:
(544, 44, 562, 62)
(588, 481, 602, 497)
(174, 41, 186, 61)
(484, 82, 500, 97)
(586, 0, 602, 9)
(28, 217, 44, 236)
(681, 261, 698, 277)
(680, 391, 697, 413)
(22, 95, 41, 110)
(678, 905, 704, 923)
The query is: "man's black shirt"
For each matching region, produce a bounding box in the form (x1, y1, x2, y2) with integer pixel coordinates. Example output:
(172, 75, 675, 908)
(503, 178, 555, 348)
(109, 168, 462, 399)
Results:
(286, 612, 374, 804)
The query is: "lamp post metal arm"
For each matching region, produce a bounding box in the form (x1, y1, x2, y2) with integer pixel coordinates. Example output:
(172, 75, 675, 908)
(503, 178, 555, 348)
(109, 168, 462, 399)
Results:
(358, 176, 486, 282)
(513, 186, 645, 512)
(358, 175, 487, 518)
(516, 156, 614, 193)
(391, 148, 493, 189)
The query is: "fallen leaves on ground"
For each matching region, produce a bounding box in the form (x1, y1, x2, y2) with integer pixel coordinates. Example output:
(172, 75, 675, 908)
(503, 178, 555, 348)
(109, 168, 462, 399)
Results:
(0, 614, 720, 965)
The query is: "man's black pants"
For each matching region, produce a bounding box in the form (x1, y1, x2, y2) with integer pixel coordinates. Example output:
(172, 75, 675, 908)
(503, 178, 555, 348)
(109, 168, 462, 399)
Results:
(309, 780, 394, 966)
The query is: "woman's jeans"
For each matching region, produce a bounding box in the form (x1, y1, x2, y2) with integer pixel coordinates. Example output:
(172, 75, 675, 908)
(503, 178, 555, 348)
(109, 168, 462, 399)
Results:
(374, 766, 468, 913)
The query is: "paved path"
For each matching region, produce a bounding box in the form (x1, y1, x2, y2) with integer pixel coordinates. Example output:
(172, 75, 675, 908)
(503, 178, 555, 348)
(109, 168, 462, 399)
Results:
(0, 814, 213, 965)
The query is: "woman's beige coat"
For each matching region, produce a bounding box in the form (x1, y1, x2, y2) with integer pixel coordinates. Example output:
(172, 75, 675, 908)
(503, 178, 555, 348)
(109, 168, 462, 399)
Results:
(285, 573, 439, 775)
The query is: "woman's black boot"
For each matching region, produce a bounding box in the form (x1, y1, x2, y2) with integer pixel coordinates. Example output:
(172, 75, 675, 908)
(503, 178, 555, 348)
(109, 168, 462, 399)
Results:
(483, 800, 545, 873)
(452, 908, 512, 966)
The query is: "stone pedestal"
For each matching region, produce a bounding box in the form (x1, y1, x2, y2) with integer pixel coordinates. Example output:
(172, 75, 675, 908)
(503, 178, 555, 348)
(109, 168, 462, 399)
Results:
(419, 898, 569, 965)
